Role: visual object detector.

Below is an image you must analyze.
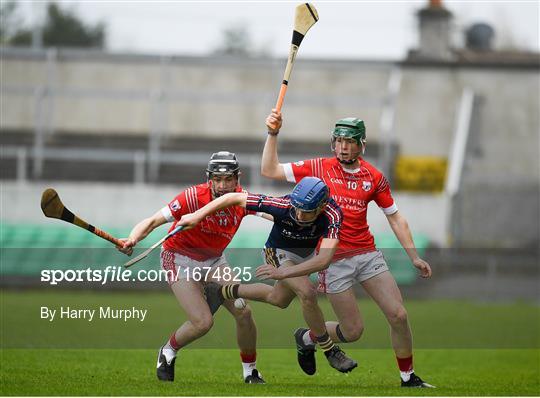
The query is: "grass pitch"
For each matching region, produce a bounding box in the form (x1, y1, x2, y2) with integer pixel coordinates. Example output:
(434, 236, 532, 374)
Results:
(1, 289, 539, 395)
(1, 348, 538, 395)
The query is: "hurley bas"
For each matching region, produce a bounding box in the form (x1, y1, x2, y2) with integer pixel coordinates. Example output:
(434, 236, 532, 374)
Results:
(41, 306, 148, 322)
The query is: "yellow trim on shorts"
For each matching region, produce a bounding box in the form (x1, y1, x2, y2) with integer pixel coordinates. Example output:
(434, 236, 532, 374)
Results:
(264, 247, 280, 268)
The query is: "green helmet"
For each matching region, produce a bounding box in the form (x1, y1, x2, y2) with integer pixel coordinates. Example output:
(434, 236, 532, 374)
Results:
(332, 118, 366, 146)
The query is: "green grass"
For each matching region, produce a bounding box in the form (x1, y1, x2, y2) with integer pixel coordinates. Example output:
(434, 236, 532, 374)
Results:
(1, 348, 538, 395)
(1, 289, 539, 395)
(1, 290, 538, 349)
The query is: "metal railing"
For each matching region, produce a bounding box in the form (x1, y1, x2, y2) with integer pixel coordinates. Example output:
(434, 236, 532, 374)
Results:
(0, 145, 305, 186)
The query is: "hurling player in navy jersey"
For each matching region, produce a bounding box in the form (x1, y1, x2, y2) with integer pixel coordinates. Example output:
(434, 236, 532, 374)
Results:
(178, 177, 357, 374)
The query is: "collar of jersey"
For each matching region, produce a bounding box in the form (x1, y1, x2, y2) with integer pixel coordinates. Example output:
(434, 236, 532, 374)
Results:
(334, 157, 362, 174)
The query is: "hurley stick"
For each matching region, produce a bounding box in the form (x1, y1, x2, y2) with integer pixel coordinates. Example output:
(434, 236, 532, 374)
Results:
(275, 3, 319, 112)
(40, 188, 123, 247)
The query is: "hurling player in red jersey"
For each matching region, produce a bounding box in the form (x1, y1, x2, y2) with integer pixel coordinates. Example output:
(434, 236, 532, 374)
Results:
(258, 109, 434, 388)
(118, 152, 265, 384)
(177, 177, 357, 375)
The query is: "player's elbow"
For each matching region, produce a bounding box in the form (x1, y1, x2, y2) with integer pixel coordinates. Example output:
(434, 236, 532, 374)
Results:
(222, 192, 240, 206)
(402, 218, 410, 230)
(260, 165, 274, 179)
(387, 212, 407, 229)
(260, 164, 281, 180)
(148, 214, 167, 230)
(138, 218, 157, 237)
(148, 219, 162, 231)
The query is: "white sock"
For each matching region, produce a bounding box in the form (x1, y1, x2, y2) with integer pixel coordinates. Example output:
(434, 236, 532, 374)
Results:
(242, 361, 257, 379)
(302, 330, 315, 346)
(400, 369, 414, 382)
(162, 341, 177, 364)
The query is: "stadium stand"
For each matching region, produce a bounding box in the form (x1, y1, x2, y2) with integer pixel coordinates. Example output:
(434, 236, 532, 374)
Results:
(1, 223, 426, 284)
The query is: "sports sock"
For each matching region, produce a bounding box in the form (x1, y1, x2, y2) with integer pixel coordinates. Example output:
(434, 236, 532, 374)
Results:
(396, 355, 414, 381)
(168, 332, 181, 350)
(162, 333, 180, 363)
(336, 324, 349, 343)
(240, 352, 257, 379)
(314, 331, 335, 352)
(222, 284, 240, 300)
(302, 329, 316, 346)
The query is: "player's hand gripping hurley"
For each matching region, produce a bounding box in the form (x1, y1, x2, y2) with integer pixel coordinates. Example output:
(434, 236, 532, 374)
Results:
(123, 225, 184, 268)
(274, 3, 319, 113)
(41, 188, 123, 247)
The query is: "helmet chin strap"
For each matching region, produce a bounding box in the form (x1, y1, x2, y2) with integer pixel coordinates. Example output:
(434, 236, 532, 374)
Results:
(336, 151, 361, 165)
(338, 157, 357, 165)
(335, 144, 365, 165)
(209, 176, 240, 199)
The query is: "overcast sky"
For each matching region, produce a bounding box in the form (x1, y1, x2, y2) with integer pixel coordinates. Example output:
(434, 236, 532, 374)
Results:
(16, 1, 540, 60)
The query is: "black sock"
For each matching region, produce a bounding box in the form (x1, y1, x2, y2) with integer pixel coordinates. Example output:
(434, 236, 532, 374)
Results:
(222, 284, 240, 300)
(315, 332, 335, 352)
(336, 324, 348, 343)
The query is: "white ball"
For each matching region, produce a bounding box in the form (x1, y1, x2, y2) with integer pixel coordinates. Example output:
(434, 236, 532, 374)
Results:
(234, 298, 246, 309)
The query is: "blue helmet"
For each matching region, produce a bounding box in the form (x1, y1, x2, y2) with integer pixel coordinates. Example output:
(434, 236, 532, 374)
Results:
(290, 177, 329, 212)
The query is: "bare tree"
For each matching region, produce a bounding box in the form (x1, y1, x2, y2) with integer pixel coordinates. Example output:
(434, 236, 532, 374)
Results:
(3, 2, 106, 48)
(214, 25, 253, 56)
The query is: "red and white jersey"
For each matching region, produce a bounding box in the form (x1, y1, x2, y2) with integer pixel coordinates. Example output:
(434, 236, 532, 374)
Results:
(160, 183, 250, 261)
(283, 157, 397, 259)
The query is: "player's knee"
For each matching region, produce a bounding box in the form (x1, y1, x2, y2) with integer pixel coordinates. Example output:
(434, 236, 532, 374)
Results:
(233, 305, 253, 323)
(192, 314, 214, 334)
(341, 323, 364, 342)
(267, 292, 292, 309)
(388, 306, 408, 326)
(273, 298, 291, 309)
(296, 285, 318, 306)
(349, 324, 365, 341)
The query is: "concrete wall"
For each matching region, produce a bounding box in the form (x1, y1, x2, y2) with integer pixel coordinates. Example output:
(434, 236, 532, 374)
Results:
(0, 50, 391, 144)
(2, 50, 537, 174)
(397, 66, 539, 180)
(1, 48, 538, 248)
(452, 184, 539, 248)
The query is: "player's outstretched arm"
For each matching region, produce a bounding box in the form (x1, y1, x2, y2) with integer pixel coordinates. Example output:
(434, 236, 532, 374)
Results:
(261, 109, 288, 181)
(256, 238, 339, 280)
(178, 192, 248, 229)
(118, 210, 168, 255)
(385, 211, 432, 278)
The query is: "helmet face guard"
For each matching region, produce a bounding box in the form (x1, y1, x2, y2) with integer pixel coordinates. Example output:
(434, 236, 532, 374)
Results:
(289, 207, 322, 226)
(206, 151, 240, 196)
(330, 118, 366, 164)
(290, 177, 329, 226)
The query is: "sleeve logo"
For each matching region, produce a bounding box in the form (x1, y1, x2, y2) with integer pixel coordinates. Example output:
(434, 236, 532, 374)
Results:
(170, 199, 181, 211)
(294, 161, 304, 166)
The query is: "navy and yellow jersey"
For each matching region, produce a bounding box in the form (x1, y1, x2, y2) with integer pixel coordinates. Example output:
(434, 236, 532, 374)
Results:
(245, 193, 343, 257)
